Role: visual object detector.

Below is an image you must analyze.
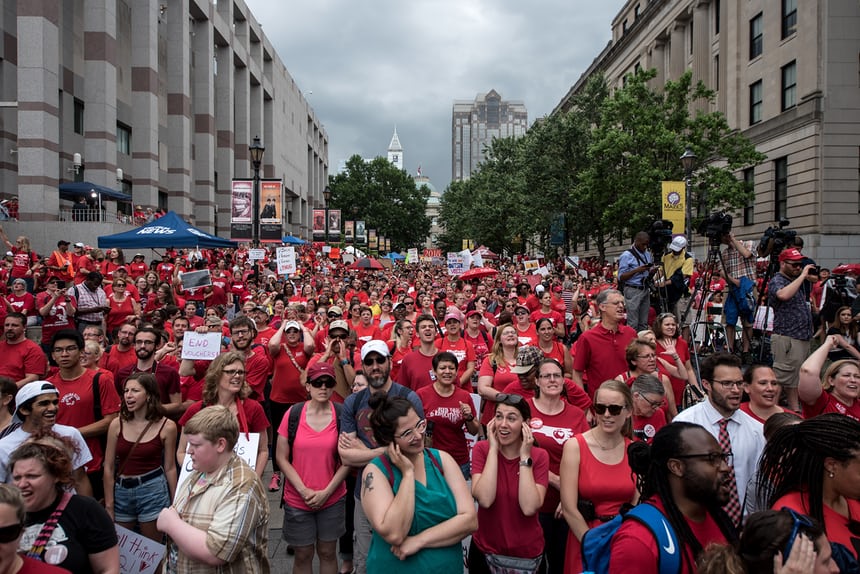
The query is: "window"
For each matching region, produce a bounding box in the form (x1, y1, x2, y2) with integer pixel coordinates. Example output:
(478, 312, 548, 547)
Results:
(782, 0, 797, 39)
(714, 0, 720, 34)
(743, 168, 755, 225)
(781, 61, 797, 110)
(750, 80, 763, 125)
(73, 99, 84, 135)
(774, 158, 788, 220)
(714, 55, 720, 91)
(634, 4, 640, 20)
(750, 13, 763, 59)
(117, 123, 131, 155)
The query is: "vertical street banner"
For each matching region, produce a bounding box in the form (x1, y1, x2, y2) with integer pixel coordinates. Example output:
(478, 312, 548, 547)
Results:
(230, 179, 253, 241)
(661, 181, 686, 236)
(312, 209, 326, 241)
(386, 238, 391, 252)
(260, 179, 283, 243)
(344, 220, 355, 243)
(368, 229, 377, 250)
(328, 209, 342, 242)
(378, 235, 385, 252)
(355, 220, 366, 244)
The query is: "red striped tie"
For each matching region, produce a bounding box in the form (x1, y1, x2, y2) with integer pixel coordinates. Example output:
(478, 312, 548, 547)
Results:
(718, 418, 741, 526)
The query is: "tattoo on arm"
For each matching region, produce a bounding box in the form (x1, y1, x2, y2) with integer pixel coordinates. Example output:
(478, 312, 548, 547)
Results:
(363, 472, 374, 494)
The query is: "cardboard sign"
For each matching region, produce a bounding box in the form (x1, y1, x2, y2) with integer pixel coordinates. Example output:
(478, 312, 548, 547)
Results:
(407, 248, 418, 263)
(447, 253, 466, 276)
(276, 246, 296, 276)
(175, 432, 260, 501)
(117, 524, 165, 574)
(523, 259, 540, 273)
(248, 248, 266, 261)
(179, 269, 211, 290)
(180, 332, 221, 361)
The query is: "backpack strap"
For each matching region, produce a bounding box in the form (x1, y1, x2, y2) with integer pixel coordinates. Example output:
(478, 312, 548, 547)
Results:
(286, 401, 306, 464)
(92, 372, 102, 421)
(625, 503, 681, 574)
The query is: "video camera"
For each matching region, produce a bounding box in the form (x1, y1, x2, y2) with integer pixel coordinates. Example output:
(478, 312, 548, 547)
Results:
(697, 211, 733, 244)
(757, 219, 797, 258)
(648, 219, 674, 255)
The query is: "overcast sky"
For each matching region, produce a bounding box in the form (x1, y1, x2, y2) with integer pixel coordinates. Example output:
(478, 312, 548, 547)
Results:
(245, 0, 627, 192)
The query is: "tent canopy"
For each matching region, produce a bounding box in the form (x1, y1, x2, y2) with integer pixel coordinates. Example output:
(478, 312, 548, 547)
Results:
(97, 211, 237, 249)
(281, 235, 306, 245)
(385, 252, 406, 260)
(59, 182, 132, 202)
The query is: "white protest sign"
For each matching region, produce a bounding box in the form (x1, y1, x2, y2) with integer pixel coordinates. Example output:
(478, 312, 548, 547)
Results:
(536, 266, 550, 277)
(248, 248, 266, 261)
(565, 255, 580, 269)
(465, 393, 483, 461)
(524, 259, 540, 273)
(407, 248, 418, 263)
(447, 253, 466, 276)
(276, 246, 297, 276)
(175, 432, 260, 501)
(117, 524, 165, 574)
(180, 332, 221, 361)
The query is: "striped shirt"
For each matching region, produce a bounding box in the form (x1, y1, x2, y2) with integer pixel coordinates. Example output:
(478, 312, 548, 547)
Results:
(67, 282, 107, 323)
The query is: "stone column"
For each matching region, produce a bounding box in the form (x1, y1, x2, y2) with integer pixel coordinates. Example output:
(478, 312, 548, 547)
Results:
(214, 41, 235, 238)
(131, 0, 159, 210)
(192, 14, 215, 231)
(669, 21, 687, 80)
(691, 0, 711, 112)
(166, 0, 191, 215)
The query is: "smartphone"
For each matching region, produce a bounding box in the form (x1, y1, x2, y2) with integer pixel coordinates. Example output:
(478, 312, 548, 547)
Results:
(55, 280, 66, 290)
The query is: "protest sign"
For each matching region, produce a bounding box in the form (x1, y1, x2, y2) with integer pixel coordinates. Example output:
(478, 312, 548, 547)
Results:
(276, 246, 296, 275)
(248, 248, 266, 261)
(447, 253, 466, 276)
(178, 269, 211, 290)
(117, 524, 165, 574)
(180, 332, 221, 361)
(175, 433, 259, 501)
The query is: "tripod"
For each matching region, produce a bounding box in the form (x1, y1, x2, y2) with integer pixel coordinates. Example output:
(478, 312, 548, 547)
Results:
(682, 241, 731, 377)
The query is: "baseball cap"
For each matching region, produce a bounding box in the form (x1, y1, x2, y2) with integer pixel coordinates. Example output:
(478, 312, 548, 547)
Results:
(669, 236, 688, 252)
(73, 242, 85, 248)
(444, 310, 463, 324)
(307, 362, 336, 383)
(511, 346, 543, 374)
(283, 320, 302, 331)
(360, 339, 390, 362)
(465, 309, 482, 320)
(115, 265, 128, 272)
(514, 303, 530, 314)
(328, 320, 349, 334)
(778, 248, 804, 262)
(535, 284, 545, 294)
(16, 381, 59, 415)
(254, 305, 270, 315)
(328, 305, 343, 316)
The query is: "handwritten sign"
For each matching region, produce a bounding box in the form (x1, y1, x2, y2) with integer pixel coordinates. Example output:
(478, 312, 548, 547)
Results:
(276, 246, 296, 276)
(117, 524, 165, 574)
(180, 332, 221, 361)
(407, 248, 418, 263)
(248, 248, 266, 261)
(447, 253, 466, 276)
(175, 432, 260, 501)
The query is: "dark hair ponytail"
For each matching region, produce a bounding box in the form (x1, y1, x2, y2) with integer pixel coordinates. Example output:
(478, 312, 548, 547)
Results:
(368, 394, 416, 447)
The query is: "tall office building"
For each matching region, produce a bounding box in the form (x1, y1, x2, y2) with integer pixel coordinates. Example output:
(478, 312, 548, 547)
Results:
(554, 0, 860, 265)
(452, 90, 528, 181)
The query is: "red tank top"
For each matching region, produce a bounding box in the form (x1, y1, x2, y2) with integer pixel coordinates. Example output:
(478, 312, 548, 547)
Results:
(115, 418, 168, 476)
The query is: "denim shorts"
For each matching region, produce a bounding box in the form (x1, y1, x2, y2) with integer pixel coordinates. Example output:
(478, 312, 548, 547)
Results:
(113, 470, 171, 523)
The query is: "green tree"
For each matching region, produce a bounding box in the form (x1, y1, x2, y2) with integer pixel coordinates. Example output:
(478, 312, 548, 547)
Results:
(328, 155, 431, 250)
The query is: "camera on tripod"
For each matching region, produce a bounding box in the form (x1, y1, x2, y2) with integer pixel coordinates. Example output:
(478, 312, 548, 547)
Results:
(697, 211, 733, 244)
(757, 219, 797, 258)
(648, 219, 674, 255)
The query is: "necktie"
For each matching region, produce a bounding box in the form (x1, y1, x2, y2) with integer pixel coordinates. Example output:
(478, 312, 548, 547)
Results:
(718, 418, 741, 526)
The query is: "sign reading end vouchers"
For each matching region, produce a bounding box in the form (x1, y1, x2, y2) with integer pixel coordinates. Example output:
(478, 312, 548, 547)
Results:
(180, 332, 221, 361)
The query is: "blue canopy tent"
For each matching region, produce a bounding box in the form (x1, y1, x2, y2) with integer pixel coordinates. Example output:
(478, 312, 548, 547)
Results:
(59, 181, 132, 202)
(281, 235, 306, 245)
(97, 211, 237, 249)
(384, 252, 406, 261)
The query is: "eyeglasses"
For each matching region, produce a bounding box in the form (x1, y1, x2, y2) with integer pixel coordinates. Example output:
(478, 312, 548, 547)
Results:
(785, 261, 803, 268)
(538, 372, 564, 380)
(515, 310, 529, 316)
(674, 451, 734, 467)
(711, 379, 745, 389)
(222, 368, 246, 377)
(0, 523, 23, 543)
(636, 393, 665, 409)
(309, 378, 337, 389)
(363, 355, 388, 366)
(495, 393, 524, 406)
(395, 419, 427, 441)
(404, 301, 415, 305)
(52, 345, 79, 354)
(231, 328, 250, 336)
(779, 507, 816, 565)
(602, 300, 626, 307)
(636, 353, 657, 360)
(327, 313, 341, 318)
(594, 403, 626, 416)
(134, 340, 156, 347)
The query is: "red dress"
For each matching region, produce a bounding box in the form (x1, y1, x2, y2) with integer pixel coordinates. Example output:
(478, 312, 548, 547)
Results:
(564, 433, 636, 574)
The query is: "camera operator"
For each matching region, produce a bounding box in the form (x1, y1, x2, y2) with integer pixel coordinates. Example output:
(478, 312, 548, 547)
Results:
(657, 236, 693, 327)
(719, 232, 756, 359)
(618, 231, 657, 331)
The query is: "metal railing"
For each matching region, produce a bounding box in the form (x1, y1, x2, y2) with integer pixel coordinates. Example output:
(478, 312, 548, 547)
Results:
(59, 207, 138, 225)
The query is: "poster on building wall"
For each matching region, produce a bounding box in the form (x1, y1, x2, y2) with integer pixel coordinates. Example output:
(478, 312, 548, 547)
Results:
(368, 229, 377, 250)
(312, 209, 326, 242)
(230, 180, 253, 241)
(344, 220, 355, 243)
(328, 209, 342, 242)
(260, 179, 283, 243)
(355, 220, 366, 244)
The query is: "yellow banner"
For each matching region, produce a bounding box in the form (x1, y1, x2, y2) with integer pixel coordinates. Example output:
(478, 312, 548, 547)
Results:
(661, 181, 686, 236)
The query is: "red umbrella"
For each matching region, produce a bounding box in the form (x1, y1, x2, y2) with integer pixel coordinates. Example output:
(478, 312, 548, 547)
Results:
(349, 257, 384, 270)
(460, 267, 499, 281)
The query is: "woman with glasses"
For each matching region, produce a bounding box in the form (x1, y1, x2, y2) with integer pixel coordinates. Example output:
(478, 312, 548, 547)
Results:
(361, 395, 476, 573)
(699, 508, 838, 574)
(275, 363, 350, 574)
(466, 295, 497, 329)
(758, 414, 860, 572)
(652, 313, 696, 412)
(377, 299, 395, 328)
(529, 359, 590, 573)
(536, 318, 573, 379)
(798, 337, 860, 420)
(477, 323, 521, 425)
(630, 374, 668, 444)
(514, 304, 539, 347)
(616, 338, 677, 419)
(560, 380, 638, 573)
(105, 278, 140, 341)
(470, 393, 549, 574)
(177, 351, 270, 478)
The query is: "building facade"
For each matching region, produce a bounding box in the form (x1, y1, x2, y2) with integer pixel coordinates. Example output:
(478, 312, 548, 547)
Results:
(0, 0, 327, 252)
(387, 127, 403, 171)
(554, 0, 860, 266)
(452, 89, 528, 182)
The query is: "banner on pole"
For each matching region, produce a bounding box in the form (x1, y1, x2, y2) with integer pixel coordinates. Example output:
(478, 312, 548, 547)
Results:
(661, 181, 686, 236)
(230, 180, 253, 241)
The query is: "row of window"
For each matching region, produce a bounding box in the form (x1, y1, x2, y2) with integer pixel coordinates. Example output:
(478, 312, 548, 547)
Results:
(750, 0, 797, 61)
(749, 60, 796, 126)
(72, 100, 132, 155)
(743, 157, 788, 226)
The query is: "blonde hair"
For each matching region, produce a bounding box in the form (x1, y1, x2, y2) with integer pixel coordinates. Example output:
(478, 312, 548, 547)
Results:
(183, 405, 239, 450)
(202, 351, 250, 404)
(822, 359, 860, 391)
(488, 322, 517, 368)
(594, 379, 634, 439)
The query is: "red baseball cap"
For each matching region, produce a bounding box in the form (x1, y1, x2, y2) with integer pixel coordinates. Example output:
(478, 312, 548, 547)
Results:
(778, 248, 804, 262)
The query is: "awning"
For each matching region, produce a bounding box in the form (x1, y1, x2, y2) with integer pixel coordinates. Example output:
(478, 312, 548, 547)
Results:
(59, 181, 132, 202)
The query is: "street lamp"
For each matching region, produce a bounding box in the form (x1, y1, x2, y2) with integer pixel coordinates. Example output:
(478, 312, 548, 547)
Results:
(680, 146, 697, 247)
(249, 136, 265, 248)
(323, 185, 332, 244)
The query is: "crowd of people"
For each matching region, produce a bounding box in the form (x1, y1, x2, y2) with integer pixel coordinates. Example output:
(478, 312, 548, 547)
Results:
(0, 224, 855, 574)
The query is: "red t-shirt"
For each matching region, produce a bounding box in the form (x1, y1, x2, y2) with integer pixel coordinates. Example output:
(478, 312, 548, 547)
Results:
(463, 329, 491, 372)
(6, 292, 36, 317)
(572, 324, 637, 398)
(36, 292, 76, 344)
(803, 391, 860, 421)
(416, 384, 474, 465)
(514, 323, 539, 347)
(10, 249, 38, 278)
(270, 342, 311, 404)
(773, 491, 860, 562)
(633, 409, 668, 444)
(471, 441, 549, 558)
(102, 345, 138, 374)
(353, 323, 382, 352)
(397, 349, 438, 391)
(478, 357, 518, 425)
(127, 261, 148, 279)
(179, 399, 269, 434)
(739, 402, 790, 424)
(530, 309, 564, 330)
(0, 339, 47, 381)
(435, 336, 476, 391)
(48, 369, 121, 472)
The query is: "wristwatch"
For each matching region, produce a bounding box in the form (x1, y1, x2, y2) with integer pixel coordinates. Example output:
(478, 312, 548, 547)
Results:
(519, 458, 533, 468)
(341, 359, 350, 366)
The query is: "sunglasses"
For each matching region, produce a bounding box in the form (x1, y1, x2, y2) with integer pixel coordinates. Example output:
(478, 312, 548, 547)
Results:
(0, 523, 22, 543)
(327, 313, 341, 318)
(309, 378, 336, 389)
(674, 451, 734, 467)
(593, 403, 626, 416)
(362, 355, 388, 366)
(495, 393, 524, 406)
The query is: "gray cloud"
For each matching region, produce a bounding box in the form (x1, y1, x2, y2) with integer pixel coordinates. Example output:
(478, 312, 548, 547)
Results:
(245, 0, 625, 190)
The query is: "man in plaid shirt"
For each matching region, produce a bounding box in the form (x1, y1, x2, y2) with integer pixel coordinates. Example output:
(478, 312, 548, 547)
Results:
(719, 232, 756, 358)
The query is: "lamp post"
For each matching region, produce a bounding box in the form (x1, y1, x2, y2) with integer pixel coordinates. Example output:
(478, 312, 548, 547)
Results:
(323, 185, 332, 244)
(249, 136, 265, 248)
(680, 146, 697, 248)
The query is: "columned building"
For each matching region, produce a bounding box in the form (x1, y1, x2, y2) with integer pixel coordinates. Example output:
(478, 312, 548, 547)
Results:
(0, 0, 326, 251)
(554, 0, 860, 266)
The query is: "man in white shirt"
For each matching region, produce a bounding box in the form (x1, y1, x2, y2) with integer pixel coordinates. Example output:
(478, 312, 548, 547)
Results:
(673, 352, 764, 526)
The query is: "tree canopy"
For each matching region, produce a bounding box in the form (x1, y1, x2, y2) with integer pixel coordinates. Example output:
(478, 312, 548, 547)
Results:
(438, 70, 766, 259)
(328, 155, 431, 250)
